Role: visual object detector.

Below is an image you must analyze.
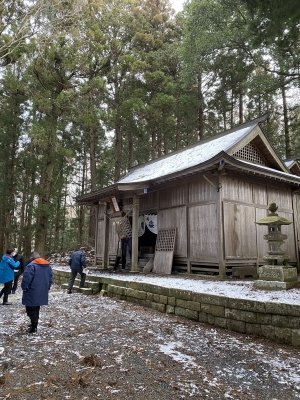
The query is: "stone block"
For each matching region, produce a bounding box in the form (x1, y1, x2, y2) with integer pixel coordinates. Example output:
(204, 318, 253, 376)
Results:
(274, 326, 293, 345)
(177, 299, 201, 312)
(201, 303, 225, 317)
(146, 292, 154, 301)
(107, 284, 126, 297)
(79, 287, 93, 295)
(265, 303, 300, 317)
(159, 295, 168, 305)
(169, 288, 193, 301)
(261, 325, 276, 340)
(166, 305, 175, 314)
(292, 330, 300, 347)
(150, 302, 166, 313)
(255, 280, 299, 290)
(245, 323, 262, 336)
(257, 265, 298, 282)
(256, 313, 272, 325)
(145, 284, 169, 297)
(198, 312, 208, 323)
(271, 314, 300, 329)
(196, 293, 226, 306)
(214, 317, 227, 329)
(168, 297, 176, 306)
(175, 306, 198, 321)
(226, 299, 265, 313)
(126, 288, 147, 300)
(227, 319, 246, 333)
(225, 308, 257, 323)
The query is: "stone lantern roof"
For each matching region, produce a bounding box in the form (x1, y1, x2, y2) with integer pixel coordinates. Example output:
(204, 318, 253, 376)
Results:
(256, 203, 292, 226)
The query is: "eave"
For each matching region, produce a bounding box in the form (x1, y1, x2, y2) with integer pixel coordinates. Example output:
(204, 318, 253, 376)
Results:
(76, 152, 300, 206)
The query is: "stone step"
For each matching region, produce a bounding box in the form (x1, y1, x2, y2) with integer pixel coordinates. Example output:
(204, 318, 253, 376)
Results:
(61, 283, 98, 295)
(73, 279, 100, 290)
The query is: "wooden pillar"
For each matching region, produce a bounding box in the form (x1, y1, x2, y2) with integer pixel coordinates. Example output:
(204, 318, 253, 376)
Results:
(292, 193, 300, 271)
(102, 201, 109, 269)
(94, 205, 99, 266)
(131, 194, 139, 273)
(217, 176, 226, 278)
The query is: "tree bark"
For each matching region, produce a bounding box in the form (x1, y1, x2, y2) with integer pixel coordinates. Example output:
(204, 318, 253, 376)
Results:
(280, 76, 291, 158)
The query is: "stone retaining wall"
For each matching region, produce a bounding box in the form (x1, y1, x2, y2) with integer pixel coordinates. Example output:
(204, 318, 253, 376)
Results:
(53, 269, 300, 348)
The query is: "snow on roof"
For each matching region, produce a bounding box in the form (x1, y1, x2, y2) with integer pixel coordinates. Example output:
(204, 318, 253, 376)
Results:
(239, 159, 300, 182)
(285, 160, 294, 168)
(118, 124, 256, 184)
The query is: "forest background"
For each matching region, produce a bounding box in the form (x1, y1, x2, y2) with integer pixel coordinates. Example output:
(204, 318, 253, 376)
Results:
(0, 0, 299, 259)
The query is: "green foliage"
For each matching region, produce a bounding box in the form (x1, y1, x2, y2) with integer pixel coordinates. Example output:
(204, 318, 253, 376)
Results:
(0, 0, 299, 254)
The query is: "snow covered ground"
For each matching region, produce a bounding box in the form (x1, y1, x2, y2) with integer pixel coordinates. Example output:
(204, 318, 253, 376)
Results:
(55, 265, 300, 305)
(1, 270, 300, 399)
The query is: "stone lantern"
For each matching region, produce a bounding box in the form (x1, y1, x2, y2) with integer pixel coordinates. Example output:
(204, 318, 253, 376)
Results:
(254, 203, 299, 290)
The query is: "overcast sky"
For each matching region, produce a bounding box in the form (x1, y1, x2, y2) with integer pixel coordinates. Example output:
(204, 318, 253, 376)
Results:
(170, 0, 185, 12)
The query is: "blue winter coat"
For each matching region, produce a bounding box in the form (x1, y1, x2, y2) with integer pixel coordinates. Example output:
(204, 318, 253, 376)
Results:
(21, 258, 53, 306)
(0, 255, 20, 283)
(69, 250, 86, 271)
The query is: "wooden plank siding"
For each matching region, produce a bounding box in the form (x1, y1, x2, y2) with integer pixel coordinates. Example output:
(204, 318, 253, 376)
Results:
(188, 203, 218, 261)
(221, 176, 297, 264)
(108, 216, 119, 255)
(140, 191, 158, 213)
(158, 206, 187, 257)
(95, 204, 105, 258)
(256, 207, 268, 262)
(96, 172, 298, 273)
(223, 202, 257, 259)
(189, 176, 218, 204)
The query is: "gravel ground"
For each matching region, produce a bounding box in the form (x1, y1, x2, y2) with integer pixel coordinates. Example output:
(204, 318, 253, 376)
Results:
(0, 286, 300, 400)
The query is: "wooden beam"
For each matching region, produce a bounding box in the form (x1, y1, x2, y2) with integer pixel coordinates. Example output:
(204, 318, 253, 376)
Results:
(102, 201, 109, 269)
(217, 175, 226, 278)
(131, 195, 139, 273)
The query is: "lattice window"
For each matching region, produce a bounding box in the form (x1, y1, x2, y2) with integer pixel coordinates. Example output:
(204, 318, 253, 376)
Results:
(155, 228, 176, 252)
(233, 142, 266, 165)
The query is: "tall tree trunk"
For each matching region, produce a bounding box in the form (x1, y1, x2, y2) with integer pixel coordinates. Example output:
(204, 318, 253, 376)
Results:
(18, 190, 27, 251)
(114, 110, 122, 182)
(197, 74, 204, 140)
(280, 76, 291, 158)
(239, 91, 243, 124)
(127, 128, 133, 169)
(78, 148, 87, 245)
(35, 115, 58, 255)
(23, 172, 36, 260)
(89, 127, 97, 245)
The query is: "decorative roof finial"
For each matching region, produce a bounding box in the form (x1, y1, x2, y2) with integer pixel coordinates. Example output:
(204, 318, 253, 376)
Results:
(268, 202, 278, 215)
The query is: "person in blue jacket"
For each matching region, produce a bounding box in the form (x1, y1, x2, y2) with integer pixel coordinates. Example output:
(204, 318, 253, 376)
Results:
(21, 251, 52, 334)
(0, 249, 20, 305)
(67, 247, 86, 294)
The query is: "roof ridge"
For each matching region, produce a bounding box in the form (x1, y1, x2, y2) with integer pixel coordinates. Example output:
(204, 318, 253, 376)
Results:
(118, 114, 268, 180)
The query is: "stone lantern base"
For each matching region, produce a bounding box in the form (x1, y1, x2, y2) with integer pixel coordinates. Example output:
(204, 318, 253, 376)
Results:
(254, 265, 299, 290)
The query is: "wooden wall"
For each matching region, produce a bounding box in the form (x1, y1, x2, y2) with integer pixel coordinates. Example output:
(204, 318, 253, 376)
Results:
(95, 204, 104, 258)
(221, 175, 296, 263)
(95, 172, 299, 272)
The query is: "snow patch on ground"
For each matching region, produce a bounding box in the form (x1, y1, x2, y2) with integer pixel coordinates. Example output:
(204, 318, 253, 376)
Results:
(53, 265, 300, 305)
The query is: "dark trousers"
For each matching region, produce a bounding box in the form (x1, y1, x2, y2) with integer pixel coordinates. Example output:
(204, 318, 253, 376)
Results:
(68, 270, 86, 291)
(121, 238, 132, 269)
(12, 271, 22, 292)
(26, 306, 40, 329)
(0, 281, 13, 304)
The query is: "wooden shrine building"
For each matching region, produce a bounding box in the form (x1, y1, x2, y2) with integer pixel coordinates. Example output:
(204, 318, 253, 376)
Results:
(77, 115, 300, 277)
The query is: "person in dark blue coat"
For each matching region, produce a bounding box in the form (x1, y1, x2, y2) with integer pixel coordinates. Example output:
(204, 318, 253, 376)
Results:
(0, 249, 20, 305)
(21, 251, 52, 334)
(67, 247, 86, 294)
(12, 249, 25, 294)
